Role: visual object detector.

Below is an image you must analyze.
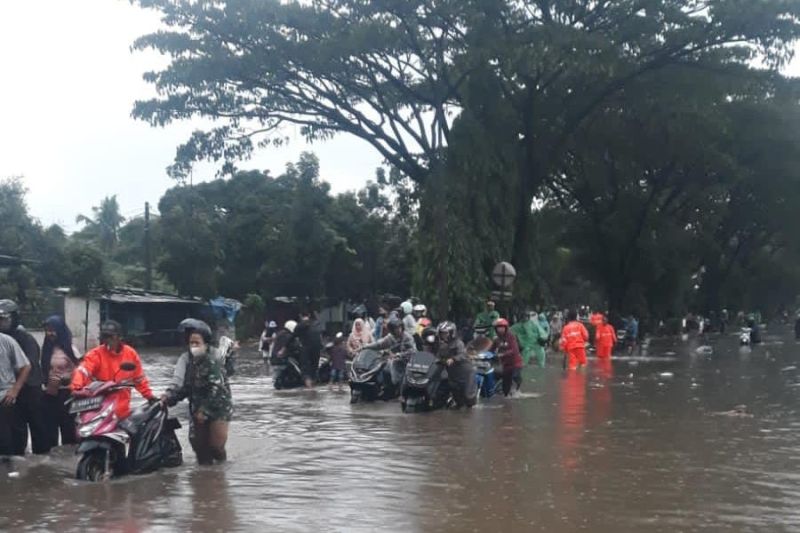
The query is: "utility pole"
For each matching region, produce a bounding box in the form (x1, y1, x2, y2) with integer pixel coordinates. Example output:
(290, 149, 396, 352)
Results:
(144, 202, 152, 291)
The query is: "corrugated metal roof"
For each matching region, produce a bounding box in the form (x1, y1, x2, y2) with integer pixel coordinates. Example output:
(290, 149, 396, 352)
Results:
(99, 290, 202, 305)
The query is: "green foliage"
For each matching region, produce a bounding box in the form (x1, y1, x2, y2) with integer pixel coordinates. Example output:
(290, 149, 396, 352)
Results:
(63, 243, 110, 296)
(155, 153, 413, 302)
(129, 0, 800, 319)
(75, 195, 125, 252)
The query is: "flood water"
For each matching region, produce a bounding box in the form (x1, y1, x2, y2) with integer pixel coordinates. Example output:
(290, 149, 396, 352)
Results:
(2, 328, 800, 532)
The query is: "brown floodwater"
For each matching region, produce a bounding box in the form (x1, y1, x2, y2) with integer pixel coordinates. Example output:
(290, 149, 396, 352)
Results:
(2, 328, 800, 532)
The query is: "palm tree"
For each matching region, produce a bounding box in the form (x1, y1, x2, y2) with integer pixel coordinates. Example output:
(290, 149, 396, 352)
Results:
(76, 196, 125, 252)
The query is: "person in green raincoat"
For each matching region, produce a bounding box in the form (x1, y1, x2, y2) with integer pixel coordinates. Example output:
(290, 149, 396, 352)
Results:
(533, 312, 550, 367)
(511, 311, 547, 367)
(474, 300, 501, 339)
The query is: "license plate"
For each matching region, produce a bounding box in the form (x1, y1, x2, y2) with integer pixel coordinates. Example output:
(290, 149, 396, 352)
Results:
(69, 396, 103, 414)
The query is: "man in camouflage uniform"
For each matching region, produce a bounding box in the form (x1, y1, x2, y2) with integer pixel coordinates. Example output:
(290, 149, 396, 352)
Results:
(163, 319, 234, 465)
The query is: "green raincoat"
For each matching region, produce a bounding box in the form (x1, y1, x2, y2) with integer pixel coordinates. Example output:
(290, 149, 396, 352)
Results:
(474, 310, 501, 339)
(511, 318, 547, 366)
(533, 315, 551, 367)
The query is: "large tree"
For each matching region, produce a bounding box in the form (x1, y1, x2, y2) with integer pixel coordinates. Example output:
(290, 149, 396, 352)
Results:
(130, 0, 800, 315)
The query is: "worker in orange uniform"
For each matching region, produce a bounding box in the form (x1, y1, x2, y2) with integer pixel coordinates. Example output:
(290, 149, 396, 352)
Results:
(71, 320, 156, 419)
(559, 310, 589, 370)
(594, 315, 617, 359)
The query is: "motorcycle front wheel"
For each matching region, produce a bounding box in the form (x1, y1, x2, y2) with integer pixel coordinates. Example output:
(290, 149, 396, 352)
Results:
(76, 449, 110, 482)
(350, 389, 361, 404)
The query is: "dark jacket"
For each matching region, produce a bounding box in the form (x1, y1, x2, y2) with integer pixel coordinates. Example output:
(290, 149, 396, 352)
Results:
(492, 333, 524, 370)
(329, 345, 348, 371)
(295, 320, 322, 359)
(436, 339, 468, 363)
(9, 326, 42, 387)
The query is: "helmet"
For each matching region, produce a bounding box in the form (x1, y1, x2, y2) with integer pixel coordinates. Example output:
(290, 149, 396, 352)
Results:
(178, 318, 213, 343)
(422, 327, 437, 346)
(493, 318, 509, 328)
(413, 304, 427, 315)
(401, 301, 413, 315)
(418, 317, 432, 328)
(268, 321, 278, 329)
(100, 320, 124, 339)
(437, 321, 457, 342)
(387, 316, 403, 334)
(0, 299, 19, 318)
(284, 320, 298, 333)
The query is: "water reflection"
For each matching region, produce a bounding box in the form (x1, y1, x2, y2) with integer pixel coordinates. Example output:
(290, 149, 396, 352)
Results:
(557, 370, 587, 474)
(1, 330, 800, 531)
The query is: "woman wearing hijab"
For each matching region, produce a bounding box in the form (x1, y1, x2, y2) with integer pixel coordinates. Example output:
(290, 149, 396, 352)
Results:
(347, 318, 374, 357)
(40, 315, 81, 447)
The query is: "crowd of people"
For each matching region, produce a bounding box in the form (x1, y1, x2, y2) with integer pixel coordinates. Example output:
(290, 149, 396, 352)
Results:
(259, 299, 640, 401)
(4, 289, 782, 470)
(0, 298, 233, 467)
(0, 300, 79, 457)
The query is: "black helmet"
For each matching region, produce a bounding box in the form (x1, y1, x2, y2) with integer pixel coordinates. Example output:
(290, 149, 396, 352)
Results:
(178, 318, 213, 344)
(100, 320, 123, 339)
(387, 316, 403, 335)
(437, 321, 457, 342)
(422, 326, 437, 346)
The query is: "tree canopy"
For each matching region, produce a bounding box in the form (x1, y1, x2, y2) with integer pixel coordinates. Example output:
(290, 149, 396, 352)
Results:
(128, 0, 800, 320)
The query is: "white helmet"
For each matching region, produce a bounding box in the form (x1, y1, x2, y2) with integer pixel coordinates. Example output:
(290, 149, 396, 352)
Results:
(284, 320, 298, 333)
(413, 304, 427, 315)
(401, 301, 413, 315)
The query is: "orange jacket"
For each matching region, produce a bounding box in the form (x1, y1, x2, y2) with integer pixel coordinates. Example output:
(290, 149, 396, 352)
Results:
(71, 343, 154, 419)
(594, 324, 617, 348)
(560, 321, 589, 352)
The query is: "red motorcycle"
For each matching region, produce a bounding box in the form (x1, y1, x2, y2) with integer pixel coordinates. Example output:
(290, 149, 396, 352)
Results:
(70, 362, 182, 481)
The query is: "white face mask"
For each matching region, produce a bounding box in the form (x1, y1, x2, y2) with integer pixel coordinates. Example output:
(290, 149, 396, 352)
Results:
(190, 346, 206, 357)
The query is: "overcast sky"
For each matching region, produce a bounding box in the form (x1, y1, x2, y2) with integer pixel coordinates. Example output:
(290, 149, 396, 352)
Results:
(1, 1, 798, 231)
(0, 0, 382, 230)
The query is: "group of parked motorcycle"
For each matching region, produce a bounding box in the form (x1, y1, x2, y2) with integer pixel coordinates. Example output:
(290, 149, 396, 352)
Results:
(271, 335, 504, 413)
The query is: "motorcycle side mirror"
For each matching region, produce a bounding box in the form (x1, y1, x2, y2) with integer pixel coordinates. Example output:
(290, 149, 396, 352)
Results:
(120, 362, 137, 372)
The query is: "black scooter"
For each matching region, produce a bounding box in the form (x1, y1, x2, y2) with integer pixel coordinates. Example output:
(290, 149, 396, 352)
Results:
(272, 353, 304, 390)
(400, 351, 449, 413)
(401, 351, 478, 413)
(349, 349, 406, 404)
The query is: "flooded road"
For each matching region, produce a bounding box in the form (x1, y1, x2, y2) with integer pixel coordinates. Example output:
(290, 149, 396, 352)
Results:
(2, 329, 800, 532)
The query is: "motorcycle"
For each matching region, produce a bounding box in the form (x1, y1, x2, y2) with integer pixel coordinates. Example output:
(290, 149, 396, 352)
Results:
(466, 336, 500, 399)
(349, 349, 406, 404)
(318, 351, 332, 384)
(740, 327, 752, 346)
(473, 350, 501, 399)
(401, 351, 479, 413)
(272, 352, 304, 390)
(71, 363, 182, 482)
(400, 351, 449, 413)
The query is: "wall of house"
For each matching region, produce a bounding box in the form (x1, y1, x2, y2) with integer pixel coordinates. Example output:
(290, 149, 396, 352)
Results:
(64, 296, 101, 353)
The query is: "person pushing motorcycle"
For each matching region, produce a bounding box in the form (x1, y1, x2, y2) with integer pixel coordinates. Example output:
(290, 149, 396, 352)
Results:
(71, 320, 156, 419)
(435, 321, 477, 407)
(364, 317, 416, 355)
